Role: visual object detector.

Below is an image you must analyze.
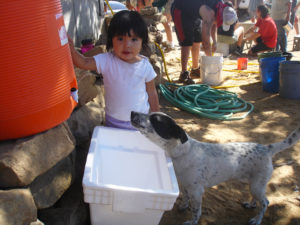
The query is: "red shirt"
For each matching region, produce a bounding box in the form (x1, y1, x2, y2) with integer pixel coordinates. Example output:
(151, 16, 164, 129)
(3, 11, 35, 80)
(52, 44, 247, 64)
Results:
(255, 16, 277, 48)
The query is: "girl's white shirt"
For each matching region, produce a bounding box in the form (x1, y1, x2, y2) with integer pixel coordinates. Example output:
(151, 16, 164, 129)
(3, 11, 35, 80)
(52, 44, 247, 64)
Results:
(94, 52, 156, 121)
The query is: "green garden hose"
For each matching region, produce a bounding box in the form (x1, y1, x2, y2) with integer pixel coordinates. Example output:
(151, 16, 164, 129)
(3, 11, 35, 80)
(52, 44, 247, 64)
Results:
(159, 83, 254, 120)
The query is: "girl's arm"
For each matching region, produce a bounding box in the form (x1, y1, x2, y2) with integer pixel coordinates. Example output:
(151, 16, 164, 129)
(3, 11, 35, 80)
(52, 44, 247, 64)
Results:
(146, 80, 160, 112)
(68, 36, 97, 71)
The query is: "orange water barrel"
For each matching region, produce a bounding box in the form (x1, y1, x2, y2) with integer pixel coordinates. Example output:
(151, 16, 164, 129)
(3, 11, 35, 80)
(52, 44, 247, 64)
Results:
(0, 0, 78, 140)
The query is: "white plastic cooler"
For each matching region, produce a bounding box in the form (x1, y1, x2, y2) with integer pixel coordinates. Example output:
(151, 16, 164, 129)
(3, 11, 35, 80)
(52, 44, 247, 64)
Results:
(82, 126, 179, 225)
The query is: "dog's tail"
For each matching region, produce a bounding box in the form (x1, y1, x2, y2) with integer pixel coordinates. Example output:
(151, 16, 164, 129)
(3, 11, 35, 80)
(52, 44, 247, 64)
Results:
(267, 126, 300, 156)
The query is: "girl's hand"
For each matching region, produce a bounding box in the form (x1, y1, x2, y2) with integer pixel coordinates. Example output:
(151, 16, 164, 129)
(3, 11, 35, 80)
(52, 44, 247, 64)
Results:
(67, 35, 76, 53)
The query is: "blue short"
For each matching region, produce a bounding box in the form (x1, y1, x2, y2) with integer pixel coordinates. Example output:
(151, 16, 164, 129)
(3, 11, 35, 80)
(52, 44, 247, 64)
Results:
(105, 114, 136, 130)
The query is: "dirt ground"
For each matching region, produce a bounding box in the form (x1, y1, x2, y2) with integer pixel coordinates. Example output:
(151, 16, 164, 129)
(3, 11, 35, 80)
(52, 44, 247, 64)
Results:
(156, 24, 300, 225)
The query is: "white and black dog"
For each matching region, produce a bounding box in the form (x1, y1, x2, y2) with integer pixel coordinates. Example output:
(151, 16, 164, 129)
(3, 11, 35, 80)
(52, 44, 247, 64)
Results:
(131, 111, 300, 225)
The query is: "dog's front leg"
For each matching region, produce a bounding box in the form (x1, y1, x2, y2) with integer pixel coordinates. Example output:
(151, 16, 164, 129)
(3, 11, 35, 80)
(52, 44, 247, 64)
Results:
(178, 188, 189, 211)
(183, 186, 204, 225)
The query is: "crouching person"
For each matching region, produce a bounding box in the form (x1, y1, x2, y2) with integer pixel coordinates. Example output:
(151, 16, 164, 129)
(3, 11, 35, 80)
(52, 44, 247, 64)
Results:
(244, 5, 277, 56)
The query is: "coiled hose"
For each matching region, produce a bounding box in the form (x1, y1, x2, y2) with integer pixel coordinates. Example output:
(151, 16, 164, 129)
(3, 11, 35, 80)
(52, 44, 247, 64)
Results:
(159, 83, 254, 120)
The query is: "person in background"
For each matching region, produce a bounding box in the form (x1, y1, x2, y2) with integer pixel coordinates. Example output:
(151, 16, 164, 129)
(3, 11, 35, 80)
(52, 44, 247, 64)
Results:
(271, 0, 292, 52)
(126, 0, 152, 11)
(248, 0, 264, 23)
(217, 1, 245, 55)
(245, 5, 277, 56)
(292, 0, 300, 35)
(153, 0, 175, 50)
(171, 0, 238, 84)
(68, 10, 160, 130)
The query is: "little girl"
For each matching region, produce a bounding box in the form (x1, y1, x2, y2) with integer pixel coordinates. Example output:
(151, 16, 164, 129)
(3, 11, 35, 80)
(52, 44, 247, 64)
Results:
(68, 10, 160, 130)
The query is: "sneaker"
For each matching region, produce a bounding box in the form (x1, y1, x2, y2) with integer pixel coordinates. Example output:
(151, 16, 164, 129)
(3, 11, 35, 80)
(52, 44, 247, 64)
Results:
(190, 67, 201, 79)
(178, 71, 195, 85)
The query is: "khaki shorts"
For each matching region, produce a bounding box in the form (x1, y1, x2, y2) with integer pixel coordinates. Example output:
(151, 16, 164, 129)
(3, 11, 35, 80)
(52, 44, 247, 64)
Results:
(217, 26, 244, 44)
(217, 34, 238, 45)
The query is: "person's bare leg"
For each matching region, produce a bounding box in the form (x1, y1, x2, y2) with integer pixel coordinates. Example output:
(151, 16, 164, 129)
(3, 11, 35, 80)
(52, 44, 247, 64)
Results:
(163, 15, 173, 44)
(236, 27, 245, 48)
(179, 45, 194, 84)
(191, 42, 201, 69)
(181, 46, 191, 72)
(295, 16, 299, 35)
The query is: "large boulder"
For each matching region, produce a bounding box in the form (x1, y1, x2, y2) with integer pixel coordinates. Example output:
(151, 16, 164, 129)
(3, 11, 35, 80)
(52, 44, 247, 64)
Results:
(37, 140, 91, 225)
(0, 189, 37, 225)
(68, 83, 105, 142)
(74, 69, 99, 107)
(0, 122, 75, 188)
(30, 151, 75, 209)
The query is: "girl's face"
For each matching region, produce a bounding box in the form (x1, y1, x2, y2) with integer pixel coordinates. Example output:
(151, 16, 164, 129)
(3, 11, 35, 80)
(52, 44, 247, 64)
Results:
(112, 29, 143, 63)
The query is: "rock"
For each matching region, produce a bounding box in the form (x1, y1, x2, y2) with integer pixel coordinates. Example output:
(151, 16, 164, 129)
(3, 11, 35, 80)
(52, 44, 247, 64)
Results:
(0, 189, 37, 225)
(0, 122, 75, 188)
(38, 202, 89, 225)
(153, 61, 162, 86)
(37, 141, 91, 225)
(140, 6, 158, 16)
(154, 32, 163, 44)
(74, 69, 99, 107)
(68, 92, 105, 142)
(30, 151, 75, 209)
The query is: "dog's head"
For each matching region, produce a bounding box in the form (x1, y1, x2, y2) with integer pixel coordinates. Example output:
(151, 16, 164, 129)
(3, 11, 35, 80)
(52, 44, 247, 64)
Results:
(131, 111, 188, 154)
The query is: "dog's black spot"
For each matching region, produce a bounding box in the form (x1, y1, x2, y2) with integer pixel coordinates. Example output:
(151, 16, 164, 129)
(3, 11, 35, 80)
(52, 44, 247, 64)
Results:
(194, 182, 197, 185)
(150, 114, 188, 143)
(292, 133, 296, 138)
(268, 144, 273, 149)
(288, 138, 293, 145)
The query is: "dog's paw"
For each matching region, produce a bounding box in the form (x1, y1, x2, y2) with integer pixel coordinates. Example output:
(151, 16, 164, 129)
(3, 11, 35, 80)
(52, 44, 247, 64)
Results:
(243, 201, 257, 209)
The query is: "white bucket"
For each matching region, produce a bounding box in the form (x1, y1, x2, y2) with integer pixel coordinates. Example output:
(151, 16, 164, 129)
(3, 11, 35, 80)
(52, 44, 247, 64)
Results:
(201, 54, 223, 86)
(216, 42, 229, 57)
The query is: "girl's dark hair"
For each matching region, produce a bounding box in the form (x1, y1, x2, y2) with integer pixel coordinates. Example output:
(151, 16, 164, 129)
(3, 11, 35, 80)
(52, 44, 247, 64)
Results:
(106, 10, 149, 51)
(257, 5, 269, 19)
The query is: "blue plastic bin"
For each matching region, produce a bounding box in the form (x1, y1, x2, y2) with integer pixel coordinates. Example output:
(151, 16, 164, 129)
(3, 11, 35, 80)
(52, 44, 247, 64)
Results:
(260, 56, 286, 93)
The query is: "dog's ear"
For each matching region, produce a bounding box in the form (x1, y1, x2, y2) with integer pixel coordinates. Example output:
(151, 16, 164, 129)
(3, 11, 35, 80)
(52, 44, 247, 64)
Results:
(150, 113, 188, 143)
(174, 125, 188, 144)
